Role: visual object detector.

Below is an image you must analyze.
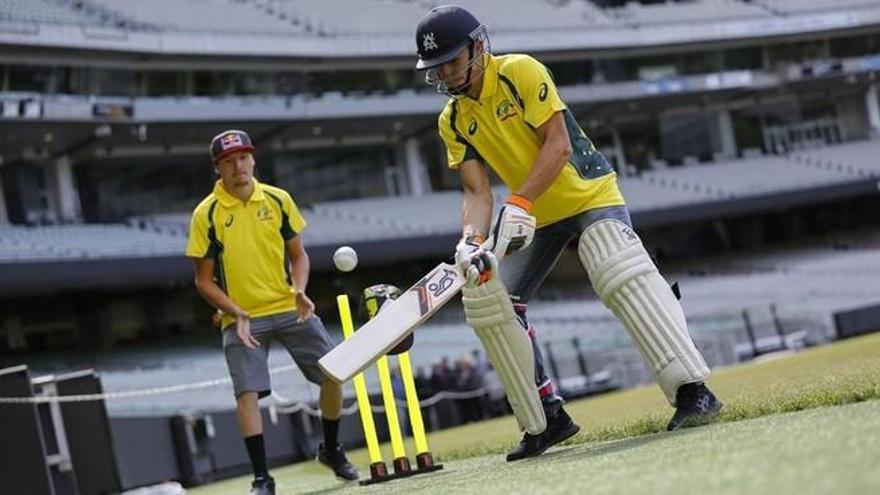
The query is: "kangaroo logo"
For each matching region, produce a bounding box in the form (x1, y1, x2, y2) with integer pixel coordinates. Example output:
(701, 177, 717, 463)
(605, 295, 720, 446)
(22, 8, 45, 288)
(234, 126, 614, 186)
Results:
(428, 269, 457, 297)
(415, 267, 456, 316)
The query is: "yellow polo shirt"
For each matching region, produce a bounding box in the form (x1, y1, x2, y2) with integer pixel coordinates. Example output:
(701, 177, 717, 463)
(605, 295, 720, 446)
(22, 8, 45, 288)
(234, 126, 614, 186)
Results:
(438, 53, 625, 227)
(186, 179, 307, 329)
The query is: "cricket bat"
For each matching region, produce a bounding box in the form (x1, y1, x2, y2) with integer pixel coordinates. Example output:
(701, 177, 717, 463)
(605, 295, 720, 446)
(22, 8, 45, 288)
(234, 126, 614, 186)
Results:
(319, 260, 467, 383)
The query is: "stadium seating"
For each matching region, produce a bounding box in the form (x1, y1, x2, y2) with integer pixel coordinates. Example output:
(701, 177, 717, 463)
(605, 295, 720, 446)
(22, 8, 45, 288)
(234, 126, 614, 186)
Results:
(756, 0, 880, 15)
(602, 0, 771, 27)
(638, 153, 869, 198)
(7, 0, 852, 36)
(85, 0, 307, 34)
(0, 0, 102, 25)
(788, 139, 880, 177)
(6, 139, 877, 259)
(0, 224, 184, 261)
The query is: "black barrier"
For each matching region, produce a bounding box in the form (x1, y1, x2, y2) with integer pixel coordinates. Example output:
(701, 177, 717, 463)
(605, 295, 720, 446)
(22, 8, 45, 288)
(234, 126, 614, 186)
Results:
(109, 416, 180, 490)
(171, 414, 216, 485)
(289, 408, 322, 460)
(834, 304, 880, 339)
(30, 375, 79, 494)
(171, 407, 305, 485)
(56, 370, 122, 495)
(0, 365, 56, 495)
(260, 409, 299, 469)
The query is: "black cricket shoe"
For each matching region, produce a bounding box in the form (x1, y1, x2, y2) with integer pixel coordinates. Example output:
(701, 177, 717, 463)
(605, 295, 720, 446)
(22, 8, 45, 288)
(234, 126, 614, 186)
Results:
(667, 382, 723, 431)
(317, 443, 359, 481)
(249, 475, 275, 495)
(506, 408, 581, 462)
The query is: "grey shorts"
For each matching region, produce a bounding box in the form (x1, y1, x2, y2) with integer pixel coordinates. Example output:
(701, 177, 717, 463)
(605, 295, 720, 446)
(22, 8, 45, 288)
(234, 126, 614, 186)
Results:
(223, 312, 334, 398)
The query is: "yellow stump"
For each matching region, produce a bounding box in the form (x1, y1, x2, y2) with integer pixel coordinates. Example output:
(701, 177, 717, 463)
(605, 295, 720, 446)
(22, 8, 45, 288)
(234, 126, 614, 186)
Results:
(336, 295, 383, 468)
(397, 351, 429, 455)
(376, 355, 411, 473)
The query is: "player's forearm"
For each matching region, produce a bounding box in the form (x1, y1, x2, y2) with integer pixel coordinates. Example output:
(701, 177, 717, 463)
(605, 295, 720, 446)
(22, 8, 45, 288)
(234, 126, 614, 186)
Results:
(289, 251, 310, 295)
(515, 138, 571, 201)
(462, 188, 494, 238)
(194, 279, 245, 317)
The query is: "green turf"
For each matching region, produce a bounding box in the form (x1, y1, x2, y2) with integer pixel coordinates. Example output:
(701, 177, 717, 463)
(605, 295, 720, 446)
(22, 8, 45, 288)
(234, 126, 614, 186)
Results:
(190, 333, 880, 494)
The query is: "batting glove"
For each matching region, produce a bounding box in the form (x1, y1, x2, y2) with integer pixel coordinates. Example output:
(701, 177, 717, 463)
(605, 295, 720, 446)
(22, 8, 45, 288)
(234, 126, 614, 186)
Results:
(490, 194, 536, 258)
(455, 233, 484, 271)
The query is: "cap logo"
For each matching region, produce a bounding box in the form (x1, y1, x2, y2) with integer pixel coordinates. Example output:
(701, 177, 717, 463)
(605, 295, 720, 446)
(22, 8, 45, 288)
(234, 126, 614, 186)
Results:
(220, 132, 243, 151)
(422, 32, 439, 52)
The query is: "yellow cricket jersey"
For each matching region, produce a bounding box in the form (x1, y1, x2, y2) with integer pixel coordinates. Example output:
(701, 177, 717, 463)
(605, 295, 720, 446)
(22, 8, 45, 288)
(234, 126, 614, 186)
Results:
(438, 53, 625, 227)
(186, 179, 307, 329)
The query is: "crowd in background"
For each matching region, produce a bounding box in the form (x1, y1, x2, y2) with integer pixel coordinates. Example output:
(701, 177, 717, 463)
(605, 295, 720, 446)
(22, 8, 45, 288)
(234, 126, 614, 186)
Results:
(389, 349, 509, 427)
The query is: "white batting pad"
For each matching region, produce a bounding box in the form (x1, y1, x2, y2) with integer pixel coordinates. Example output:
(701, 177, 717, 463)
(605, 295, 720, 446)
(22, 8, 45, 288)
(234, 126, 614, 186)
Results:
(578, 219, 709, 405)
(462, 275, 547, 435)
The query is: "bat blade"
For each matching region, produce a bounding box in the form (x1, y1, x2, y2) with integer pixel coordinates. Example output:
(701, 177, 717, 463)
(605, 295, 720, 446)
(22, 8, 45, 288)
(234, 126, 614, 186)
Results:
(319, 261, 465, 383)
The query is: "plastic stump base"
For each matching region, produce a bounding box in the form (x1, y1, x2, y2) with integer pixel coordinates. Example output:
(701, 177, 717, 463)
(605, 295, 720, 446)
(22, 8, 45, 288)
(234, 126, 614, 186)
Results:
(358, 454, 444, 485)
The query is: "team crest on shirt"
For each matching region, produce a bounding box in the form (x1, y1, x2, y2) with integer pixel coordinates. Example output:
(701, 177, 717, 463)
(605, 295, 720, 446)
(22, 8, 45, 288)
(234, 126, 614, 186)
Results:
(256, 206, 273, 221)
(496, 99, 517, 122)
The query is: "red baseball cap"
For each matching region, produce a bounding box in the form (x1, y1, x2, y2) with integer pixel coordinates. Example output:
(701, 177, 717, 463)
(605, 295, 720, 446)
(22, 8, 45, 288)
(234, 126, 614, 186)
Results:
(210, 129, 255, 162)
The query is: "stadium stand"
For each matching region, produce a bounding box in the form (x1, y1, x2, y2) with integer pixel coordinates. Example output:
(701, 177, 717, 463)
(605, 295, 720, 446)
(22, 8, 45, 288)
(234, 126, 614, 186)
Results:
(31, 138, 869, 254)
(789, 139, 880, 177)
(3, 139, 875, 260)
(638, 152, 873, 198)
(755, 0, 880, 15)
(603, 0, 771, 26)
(0, 0, 103, 26)
(0, 224, 184, 261)
(85, 0, 307, 34)
(9, 0, 872, 37)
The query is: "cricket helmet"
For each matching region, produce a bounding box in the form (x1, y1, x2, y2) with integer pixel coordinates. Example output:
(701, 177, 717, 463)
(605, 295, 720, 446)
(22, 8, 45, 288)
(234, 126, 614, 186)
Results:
(415, 5, 486, 70)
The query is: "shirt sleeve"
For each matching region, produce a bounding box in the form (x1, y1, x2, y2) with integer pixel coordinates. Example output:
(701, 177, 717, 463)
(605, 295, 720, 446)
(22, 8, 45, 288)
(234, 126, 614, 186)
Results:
(185, 206, 212, 258)
(438, 102, 481, 169)
(281, 192, 307, 239)
(514, 56, 566, 128)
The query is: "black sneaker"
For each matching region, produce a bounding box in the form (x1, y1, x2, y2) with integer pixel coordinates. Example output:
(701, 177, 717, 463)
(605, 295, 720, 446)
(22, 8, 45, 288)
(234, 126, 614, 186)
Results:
(667, 382, 723, 431)
(506, 408, 580, 462)
(249, 475, 275, 495)
(317, 443, 359, 481)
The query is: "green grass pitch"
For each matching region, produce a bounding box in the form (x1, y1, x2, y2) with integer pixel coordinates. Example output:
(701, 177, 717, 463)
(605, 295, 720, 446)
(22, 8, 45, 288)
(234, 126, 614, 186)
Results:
(191, 332, 880, 494)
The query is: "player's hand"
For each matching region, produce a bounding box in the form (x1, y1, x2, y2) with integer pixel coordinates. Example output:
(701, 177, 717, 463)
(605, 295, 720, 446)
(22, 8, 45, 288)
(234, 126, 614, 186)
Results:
(295, 291, 315, 323)
(463, 249, 498, 287)
(490, 195, 536, 258)
(454, 234, 485, 274)
(235, 311, 259, 349)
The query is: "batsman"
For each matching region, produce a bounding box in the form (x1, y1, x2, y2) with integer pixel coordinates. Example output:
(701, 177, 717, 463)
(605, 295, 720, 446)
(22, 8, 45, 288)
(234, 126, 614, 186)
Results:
(414, 5, 723, 461)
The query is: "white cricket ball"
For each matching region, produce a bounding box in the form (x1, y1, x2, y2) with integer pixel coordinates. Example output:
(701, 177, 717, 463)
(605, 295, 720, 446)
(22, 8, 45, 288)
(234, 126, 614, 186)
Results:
(333, 246, 358, 272)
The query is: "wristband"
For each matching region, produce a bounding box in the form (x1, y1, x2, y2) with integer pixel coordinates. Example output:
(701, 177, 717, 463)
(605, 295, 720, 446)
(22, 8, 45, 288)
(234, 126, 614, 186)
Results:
(506, 194, 533, 213)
